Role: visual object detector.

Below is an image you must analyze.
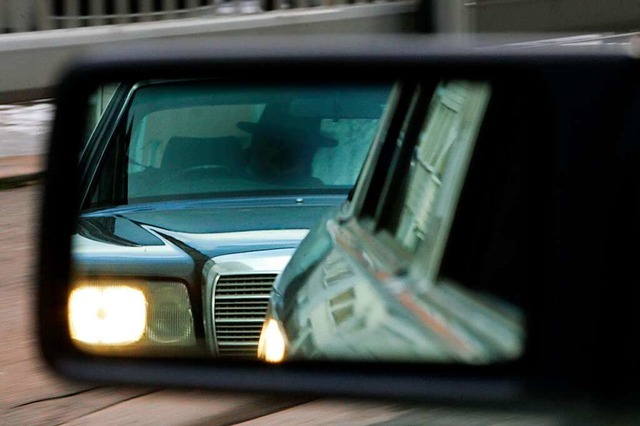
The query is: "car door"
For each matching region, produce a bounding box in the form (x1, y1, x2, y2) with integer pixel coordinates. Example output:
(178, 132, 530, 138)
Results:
(266, 74, 549, 363)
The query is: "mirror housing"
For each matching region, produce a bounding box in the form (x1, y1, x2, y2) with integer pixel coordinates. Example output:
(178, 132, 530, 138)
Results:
(38, 35, 640, 406)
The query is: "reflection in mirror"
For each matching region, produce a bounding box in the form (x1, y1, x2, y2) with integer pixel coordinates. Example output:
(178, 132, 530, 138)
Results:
(71, 80, 393, 358)
(70, 78, 527, 364)
(260, 80, 527, 364)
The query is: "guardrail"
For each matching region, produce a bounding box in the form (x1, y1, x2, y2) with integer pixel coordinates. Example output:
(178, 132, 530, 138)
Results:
(0, 0, 406, 33)
(0, 1, 418, 102)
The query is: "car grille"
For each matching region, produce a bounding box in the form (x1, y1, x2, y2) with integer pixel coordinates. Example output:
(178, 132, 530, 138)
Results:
(213, 273, 276, 358)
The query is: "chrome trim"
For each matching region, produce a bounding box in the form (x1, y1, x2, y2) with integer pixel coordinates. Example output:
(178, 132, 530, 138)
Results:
(71, 233, 185, 258)
(203, 248, 297, 356)
(80, 82, 141, 207)
(212, 272, 277, 357)
(153, 229, 308, 251)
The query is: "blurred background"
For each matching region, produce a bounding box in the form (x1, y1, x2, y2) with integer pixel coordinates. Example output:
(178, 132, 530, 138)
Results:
(2, 1, 640, 424)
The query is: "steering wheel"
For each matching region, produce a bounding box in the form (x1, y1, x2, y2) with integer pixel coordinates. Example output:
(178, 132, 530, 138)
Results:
(159, 165, 233, 186)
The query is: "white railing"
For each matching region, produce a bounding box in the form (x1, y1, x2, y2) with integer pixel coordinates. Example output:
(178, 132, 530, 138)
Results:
(0, 0, 400, 33)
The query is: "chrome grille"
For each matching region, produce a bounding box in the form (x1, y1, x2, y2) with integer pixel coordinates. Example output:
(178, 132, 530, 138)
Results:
(213, 273, 276, 357)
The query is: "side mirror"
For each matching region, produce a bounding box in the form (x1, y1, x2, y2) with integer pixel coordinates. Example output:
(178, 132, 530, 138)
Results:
(38, 35, 640, 406)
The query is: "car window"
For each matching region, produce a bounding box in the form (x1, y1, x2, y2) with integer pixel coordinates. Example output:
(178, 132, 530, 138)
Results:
(266, 80, 527, 365)
(314, 118, 380, 186)
(350, 80, 524, 363)
(87, 82, 392, 208)
(394, 80, 491, 267)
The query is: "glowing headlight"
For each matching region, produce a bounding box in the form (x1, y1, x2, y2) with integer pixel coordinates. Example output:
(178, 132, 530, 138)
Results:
(68, 278, 196, 352)
(69, 285, 147, 345)
(257, 318, 288, 363)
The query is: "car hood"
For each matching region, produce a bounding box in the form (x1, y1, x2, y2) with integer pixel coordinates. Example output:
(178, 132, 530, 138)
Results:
(73, 195, 344, 275)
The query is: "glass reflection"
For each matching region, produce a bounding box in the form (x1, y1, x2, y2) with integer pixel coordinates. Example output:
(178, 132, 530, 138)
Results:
(72, 80, 392, 358)
(263, 80, 525, 364)
(71, 78, 527, 364)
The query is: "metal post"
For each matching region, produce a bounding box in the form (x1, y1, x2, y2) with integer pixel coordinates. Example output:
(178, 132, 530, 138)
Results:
(186, 0, 199, 16)
(62, 0, 81, 28)
(434, 0, 468, 32)
(162, 0, 179, 20)
(35, 0, 54, 30)
(414, 0, 433, 33)
(140, 0, 154, 21)
(89, 0, 106, 26)
(114, 0, 129, 24)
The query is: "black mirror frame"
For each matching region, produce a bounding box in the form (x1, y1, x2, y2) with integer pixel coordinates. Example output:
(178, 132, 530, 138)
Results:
(37, 35, 640, 406)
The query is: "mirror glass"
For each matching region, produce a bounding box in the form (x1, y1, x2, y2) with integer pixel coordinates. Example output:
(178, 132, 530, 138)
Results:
(70, 78, 527, 364)
(268, 80, 526, 364)
(72, 79, 393, 357)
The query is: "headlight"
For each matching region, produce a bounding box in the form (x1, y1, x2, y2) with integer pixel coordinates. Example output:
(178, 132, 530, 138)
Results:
(69, 278, 196, 354)
(69, 285, 146, 345)
(257, 318, 288, 363)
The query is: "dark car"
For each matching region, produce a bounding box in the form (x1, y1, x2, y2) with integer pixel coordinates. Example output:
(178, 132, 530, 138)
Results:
(257, 62, 617, 365)
(70, 79, 392, 357)
(258, 78, 527, 363)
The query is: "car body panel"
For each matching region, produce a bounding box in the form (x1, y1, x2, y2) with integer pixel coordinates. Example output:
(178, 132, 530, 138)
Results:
(267, 78, 528, 364)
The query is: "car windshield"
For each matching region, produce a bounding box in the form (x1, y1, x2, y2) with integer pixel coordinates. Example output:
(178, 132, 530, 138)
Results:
(87, 81, 393, 209)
